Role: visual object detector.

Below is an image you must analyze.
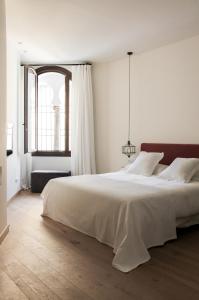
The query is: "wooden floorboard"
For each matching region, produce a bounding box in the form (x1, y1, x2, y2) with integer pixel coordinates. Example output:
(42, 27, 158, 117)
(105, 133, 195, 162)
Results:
(1, 191, 199, 299)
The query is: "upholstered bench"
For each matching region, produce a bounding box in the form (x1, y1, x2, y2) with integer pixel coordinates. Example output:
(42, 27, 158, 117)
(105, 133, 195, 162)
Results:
(31, 170, 71, 193)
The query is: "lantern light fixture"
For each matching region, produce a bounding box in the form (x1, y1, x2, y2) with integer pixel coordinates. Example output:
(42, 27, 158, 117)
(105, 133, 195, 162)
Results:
(122, 51, 136, 158)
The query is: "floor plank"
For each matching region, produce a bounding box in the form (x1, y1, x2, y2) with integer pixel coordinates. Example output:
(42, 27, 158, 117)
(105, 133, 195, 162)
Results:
(0, 268, 28, 300)
(1, 191, 199, 299)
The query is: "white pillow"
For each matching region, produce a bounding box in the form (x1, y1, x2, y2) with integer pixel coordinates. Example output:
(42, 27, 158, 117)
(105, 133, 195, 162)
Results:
(159, 158, 199, 183)
(192, 170, 199, 181)
(127, 151, 164, 176)
(153, 163, 167, 175)
(121, 154, 138, 171)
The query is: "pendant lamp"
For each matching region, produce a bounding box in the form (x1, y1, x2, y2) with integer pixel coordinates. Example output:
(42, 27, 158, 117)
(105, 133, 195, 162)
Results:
(122, 52, 136, 158)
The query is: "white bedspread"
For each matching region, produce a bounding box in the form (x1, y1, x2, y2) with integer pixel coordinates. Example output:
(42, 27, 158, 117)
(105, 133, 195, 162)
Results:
(41, 172, 199, 272)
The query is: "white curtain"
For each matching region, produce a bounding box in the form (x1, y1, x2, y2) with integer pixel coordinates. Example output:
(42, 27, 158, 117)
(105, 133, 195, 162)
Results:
(71, 65, 96, 175)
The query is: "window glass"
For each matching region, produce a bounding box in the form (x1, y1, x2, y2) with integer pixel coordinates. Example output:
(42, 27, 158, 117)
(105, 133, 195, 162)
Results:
(38, 72, 65, 151)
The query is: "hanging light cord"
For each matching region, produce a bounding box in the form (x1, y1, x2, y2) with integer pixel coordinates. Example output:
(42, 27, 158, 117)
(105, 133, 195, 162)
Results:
(127, 52, 132, 142)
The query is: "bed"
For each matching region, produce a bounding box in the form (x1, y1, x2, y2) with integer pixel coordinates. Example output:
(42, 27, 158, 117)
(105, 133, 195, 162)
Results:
(41, 143, 199, 272)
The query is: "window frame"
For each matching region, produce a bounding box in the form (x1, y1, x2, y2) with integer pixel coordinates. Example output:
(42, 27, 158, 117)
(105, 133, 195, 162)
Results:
(24, 67, 37, 154)
(25, 65, 72, 157)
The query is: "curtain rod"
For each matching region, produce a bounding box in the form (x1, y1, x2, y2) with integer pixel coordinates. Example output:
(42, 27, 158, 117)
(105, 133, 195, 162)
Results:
(21, 63, 92, 66)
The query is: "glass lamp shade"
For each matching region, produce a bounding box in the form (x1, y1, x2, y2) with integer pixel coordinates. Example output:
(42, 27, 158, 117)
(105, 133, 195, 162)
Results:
(122, 140, 136, 158)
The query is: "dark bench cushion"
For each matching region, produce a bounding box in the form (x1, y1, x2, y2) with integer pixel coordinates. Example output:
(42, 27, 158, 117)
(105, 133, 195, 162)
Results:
(31, 170, 71, 193)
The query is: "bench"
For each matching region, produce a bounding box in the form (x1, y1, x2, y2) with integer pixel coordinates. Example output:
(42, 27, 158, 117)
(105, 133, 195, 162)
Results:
(31, 170, 71, 193)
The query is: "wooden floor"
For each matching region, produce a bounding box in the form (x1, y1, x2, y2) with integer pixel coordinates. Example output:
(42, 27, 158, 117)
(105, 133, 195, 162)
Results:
(1, 192, 199, 300)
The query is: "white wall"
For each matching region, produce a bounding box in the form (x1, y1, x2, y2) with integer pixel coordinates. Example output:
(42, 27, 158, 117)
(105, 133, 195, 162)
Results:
(93, 35, 199, 173)
(32, 157, 70, 171)
(7, 41, 21, 200)
(0, 0, 7, 235)
(93, 59, 129, 172)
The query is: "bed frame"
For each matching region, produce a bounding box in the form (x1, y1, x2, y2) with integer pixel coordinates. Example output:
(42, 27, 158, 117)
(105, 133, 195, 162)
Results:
(141, 143, 199, 165)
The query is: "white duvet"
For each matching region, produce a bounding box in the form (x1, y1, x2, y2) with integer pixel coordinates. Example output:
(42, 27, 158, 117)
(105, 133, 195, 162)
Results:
(41, 171, 199, 272)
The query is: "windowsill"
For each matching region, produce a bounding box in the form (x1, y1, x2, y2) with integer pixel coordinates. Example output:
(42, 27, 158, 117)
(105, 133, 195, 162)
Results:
(32, 151, 71, 157)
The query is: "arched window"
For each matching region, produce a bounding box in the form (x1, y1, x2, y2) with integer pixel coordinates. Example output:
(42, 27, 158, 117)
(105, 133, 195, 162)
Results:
(24, 66, 72, 156)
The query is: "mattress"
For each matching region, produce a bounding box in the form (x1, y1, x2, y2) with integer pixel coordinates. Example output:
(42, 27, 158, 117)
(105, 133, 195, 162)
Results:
(41, 171, 199, 272)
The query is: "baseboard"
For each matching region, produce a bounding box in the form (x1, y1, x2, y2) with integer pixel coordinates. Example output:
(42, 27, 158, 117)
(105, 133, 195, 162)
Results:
(7, 189, 22, 205)
(0, 224, 9, 244)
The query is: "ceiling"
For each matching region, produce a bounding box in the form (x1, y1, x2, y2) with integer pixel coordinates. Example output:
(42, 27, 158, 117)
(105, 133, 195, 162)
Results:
(6, 0, 199, 64)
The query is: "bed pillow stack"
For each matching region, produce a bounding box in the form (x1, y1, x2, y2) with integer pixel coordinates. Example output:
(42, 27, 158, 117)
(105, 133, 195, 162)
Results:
(158, 157, 199, 183)
(153, 163, 167, 175)
(192, 170, 199, 181)
(127, 151, 164, 176)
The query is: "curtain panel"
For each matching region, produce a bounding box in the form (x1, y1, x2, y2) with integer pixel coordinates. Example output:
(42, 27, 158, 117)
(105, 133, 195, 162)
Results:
(71, 65, 96, 175)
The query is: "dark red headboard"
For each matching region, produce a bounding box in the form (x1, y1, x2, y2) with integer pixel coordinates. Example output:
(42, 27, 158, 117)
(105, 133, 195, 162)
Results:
(141, 143, 199, 165)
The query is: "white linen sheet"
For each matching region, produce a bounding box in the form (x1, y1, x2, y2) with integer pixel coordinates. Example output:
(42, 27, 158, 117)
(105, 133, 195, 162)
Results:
(41, 171, 199, 272)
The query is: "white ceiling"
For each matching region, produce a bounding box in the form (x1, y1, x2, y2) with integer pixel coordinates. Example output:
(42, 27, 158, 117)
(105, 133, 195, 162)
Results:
(6, 0, 199, 63)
